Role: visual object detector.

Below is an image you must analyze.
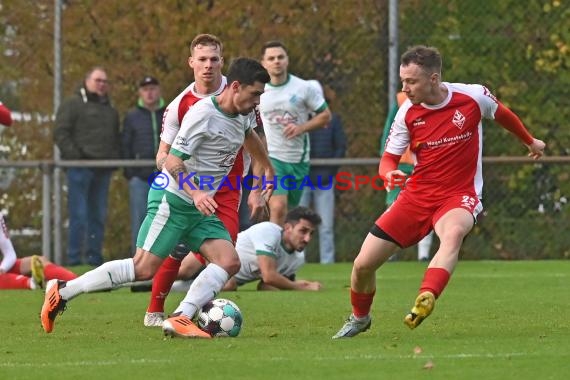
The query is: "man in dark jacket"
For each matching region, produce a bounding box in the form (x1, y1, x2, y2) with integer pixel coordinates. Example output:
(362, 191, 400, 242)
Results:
(121, 76, 166, 255)
(299, 81, 347, 264)
(54, 66, 121, 266)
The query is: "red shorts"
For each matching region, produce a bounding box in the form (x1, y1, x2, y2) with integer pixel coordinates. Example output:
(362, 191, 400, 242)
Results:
(376, 192, 482, 248)
(7, 259, 22, 274)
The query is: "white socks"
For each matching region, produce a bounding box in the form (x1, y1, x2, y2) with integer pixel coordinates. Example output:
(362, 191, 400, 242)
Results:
(59, 259, 135, 300)
(174, 263, 229, 318)
(170, 279, 193, 293)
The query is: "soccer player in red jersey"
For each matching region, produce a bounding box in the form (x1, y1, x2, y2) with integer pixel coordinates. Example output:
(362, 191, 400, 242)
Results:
(333, 45, 545, 338)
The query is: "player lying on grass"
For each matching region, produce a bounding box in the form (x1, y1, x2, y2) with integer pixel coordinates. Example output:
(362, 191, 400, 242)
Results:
(40, 57, 273, 339)
(0, 214, 77, 290)
(144, 206, 322, 326)
(332, 45, 545, 339)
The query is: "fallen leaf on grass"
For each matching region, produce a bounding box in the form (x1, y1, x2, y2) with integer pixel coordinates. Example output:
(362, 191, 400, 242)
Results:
(423, 360, 435, 370)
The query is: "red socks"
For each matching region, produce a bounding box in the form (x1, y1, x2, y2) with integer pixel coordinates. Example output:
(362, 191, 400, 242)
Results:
(44, 263, 78, 281)
(147, 256, 182, 313)
(0, 273, 31, 289)
(348, 268, 450, 318)
(419, 267, 451, 298)
(350, 289, 376, 318)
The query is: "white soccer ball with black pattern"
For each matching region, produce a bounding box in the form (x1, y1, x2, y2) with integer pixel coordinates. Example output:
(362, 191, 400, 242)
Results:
(197, 298, 243, 337)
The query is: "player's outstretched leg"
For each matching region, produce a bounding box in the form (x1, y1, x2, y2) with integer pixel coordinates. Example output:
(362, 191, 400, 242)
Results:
(404, 291, 435, 329)
(332, 314, 372, 339)
(40, 279, 67, 333)
(162, 312, 211, 339)
(31, 255, 45, 289)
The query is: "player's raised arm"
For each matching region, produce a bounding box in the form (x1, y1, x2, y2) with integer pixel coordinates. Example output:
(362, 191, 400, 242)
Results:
(493, 102, 545, 160)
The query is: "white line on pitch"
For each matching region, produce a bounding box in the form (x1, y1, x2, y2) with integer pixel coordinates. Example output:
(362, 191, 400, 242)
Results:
(0, 358, 173, 368)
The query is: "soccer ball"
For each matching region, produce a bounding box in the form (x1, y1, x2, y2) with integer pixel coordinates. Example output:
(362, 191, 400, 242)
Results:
(197, 298, 243, 337)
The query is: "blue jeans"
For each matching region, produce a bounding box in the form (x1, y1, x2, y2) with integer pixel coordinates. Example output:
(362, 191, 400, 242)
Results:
(66, 168, 112, 266)
(128, 176, 150, 255)
(299, 185, 336, 264)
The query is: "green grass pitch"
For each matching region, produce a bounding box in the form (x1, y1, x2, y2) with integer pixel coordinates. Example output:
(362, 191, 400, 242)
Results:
(1, 261, 567, 380)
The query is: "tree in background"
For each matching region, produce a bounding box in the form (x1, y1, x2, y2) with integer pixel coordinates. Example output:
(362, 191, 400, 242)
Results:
(0, 0, 567, 260)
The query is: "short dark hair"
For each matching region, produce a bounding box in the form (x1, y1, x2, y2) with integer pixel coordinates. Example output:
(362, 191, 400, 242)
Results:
(401, 45, 442, 74)
(226, 57, 270, 86)
(285, 206, 322, 226)
(261, 40, 288, 57)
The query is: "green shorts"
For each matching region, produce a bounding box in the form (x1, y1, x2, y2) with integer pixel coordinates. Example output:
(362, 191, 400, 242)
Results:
(136, 188, 231, 258)
(270, 157, 309, 207)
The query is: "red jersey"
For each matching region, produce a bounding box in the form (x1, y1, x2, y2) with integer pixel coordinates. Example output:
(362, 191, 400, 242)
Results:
(385, 83, 499, 202)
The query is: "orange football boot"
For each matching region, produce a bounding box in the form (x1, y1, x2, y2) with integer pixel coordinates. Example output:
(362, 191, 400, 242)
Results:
(162, 313, 211, 339)
(40, 279, 67, 333)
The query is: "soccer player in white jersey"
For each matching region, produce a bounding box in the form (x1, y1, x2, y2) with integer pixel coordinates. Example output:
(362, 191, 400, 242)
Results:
(41, 58, 274, 339)
(259, 41, 332, 225)
(145, 33, 230, 324)
(166, 206, 322, 293)
(333, 45, 546, 339)
(229, 206, 321, 291)
(143, 34, 269, 328)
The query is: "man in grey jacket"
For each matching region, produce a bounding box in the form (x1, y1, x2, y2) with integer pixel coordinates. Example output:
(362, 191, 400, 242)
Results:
(54, 66, 121, 266)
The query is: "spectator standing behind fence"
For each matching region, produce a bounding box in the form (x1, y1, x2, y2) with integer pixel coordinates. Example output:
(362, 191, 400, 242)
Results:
(259, 41, 332, 226)
(299, 81, 346, 264)
(333, 45, 545, 339)
(380, 91, 433, 262)
(54, 67, 121, 266)
(121, 76, 166, 255)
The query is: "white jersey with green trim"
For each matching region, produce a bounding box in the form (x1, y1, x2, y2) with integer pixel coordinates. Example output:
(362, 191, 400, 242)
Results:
(233, 221, 305, 285)
(166, 96, 255, 204)
(161, 77, 228, 145)
(260, 74, 327, 163)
